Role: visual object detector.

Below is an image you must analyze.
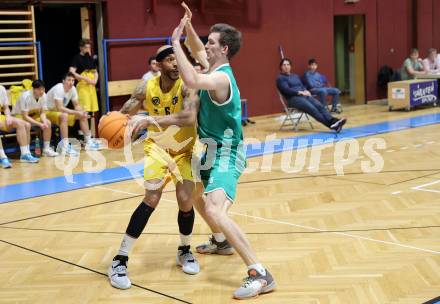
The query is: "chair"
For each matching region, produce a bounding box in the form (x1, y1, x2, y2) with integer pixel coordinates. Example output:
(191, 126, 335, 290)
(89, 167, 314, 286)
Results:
(277, 90, 313, 131)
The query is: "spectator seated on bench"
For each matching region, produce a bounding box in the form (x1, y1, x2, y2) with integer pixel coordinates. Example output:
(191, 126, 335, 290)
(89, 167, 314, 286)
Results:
(304, 58, 342, 113)
(0, 84, 39, 168)
(12, 80, 59, 158)
(276, 58, 346, 133)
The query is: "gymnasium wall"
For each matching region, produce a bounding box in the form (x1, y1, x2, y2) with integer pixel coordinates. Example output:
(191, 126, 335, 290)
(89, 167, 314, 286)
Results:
(104, 0, 430, 116)
(417, 0, 440, 55)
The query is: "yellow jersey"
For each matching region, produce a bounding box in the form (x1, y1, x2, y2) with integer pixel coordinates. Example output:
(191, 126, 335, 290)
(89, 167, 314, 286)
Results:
(144, 76, 196, 154)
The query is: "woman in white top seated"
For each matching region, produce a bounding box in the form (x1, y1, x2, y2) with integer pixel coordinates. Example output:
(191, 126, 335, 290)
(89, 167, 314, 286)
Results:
(422, 48, 440, 74)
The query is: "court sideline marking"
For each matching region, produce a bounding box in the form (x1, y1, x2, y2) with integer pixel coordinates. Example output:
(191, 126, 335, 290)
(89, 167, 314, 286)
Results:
(1, 111, 440, 203)
(412, 180, 440, 193)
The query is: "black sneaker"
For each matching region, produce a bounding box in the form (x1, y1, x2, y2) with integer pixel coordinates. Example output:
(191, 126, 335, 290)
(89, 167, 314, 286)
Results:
(330, 117, 347, 133)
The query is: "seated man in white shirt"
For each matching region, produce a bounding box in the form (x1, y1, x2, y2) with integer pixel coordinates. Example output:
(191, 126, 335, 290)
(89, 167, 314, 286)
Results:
(141, 56, 161, 81)
(422, 48, 440, 74)
(46, 72, 101, 155)
(13, 80, 58, 157)
(0, 85, 38, 168)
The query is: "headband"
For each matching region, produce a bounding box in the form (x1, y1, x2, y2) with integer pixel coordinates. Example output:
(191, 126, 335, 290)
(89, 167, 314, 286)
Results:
(156, 46, 174, 62)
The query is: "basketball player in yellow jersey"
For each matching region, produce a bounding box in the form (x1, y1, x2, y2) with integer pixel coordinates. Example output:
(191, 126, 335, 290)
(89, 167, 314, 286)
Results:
(108, 45, 200, 290)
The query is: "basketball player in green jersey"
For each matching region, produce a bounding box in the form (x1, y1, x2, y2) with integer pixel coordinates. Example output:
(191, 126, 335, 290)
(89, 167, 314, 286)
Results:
(133, 5, 276, 299)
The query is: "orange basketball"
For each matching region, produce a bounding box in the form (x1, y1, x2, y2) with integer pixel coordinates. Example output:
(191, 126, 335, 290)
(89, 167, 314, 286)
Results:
(98, 111, 130, 149)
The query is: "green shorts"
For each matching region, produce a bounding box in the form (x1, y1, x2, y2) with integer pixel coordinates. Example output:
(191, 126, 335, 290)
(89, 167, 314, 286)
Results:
(200, 145, 246, 202)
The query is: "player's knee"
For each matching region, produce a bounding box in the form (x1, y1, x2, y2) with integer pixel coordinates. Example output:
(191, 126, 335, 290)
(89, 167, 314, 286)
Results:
(176, 191, 192, 209)
(17, 119, 29, 130)
(46, 120, 52, 127)
(204, 203, 222, 222)
(60, 113, 68, 122)
(143, 190, 162, 208)
(13, 119, 22, 129)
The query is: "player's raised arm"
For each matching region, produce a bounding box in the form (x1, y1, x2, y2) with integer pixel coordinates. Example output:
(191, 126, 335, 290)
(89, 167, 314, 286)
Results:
(182, 2, 209, 71)
(171, 17, 229, 93)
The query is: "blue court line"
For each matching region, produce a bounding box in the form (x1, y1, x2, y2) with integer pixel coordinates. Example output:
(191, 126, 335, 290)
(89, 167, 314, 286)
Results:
(1, 112, 439, 204)
(424, 296, 440, 304)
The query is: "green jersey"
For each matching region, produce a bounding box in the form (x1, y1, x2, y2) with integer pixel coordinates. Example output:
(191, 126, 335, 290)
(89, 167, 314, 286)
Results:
(198, 64, 243, 147)
(197, 63, 246, 201)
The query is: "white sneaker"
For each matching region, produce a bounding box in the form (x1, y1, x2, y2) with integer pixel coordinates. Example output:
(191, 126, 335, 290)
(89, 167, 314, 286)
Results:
(85, 140, 102, 151)
(233, 268, 276, 299)
(60, 144, 79, 156)
(108, 255, 131, 289)
(176, 246, 200, 275)
(43, 147, 59, 157)
(19, 153, 39, 163)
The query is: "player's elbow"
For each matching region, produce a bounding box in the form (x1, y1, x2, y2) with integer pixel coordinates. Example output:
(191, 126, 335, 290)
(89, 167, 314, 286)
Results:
(184, 78, 198, 89)
(183, 73, 201, 89)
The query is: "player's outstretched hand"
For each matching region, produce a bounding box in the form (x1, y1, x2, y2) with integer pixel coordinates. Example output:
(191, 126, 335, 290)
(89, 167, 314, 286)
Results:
(181, 2, 192, 20)
(171, 16, 189, 44)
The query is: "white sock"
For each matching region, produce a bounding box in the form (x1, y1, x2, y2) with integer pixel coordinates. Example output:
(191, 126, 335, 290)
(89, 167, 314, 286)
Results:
(43, 141, 51, 150)
(118, 234, 136, 256)
(61, 138, 69, 150)
(84, 133, 92, 143)
(213, 232, 226, 242)
(248, 263, 266, 276)
(20, 145, 28, 155)
(0, 148, 6, 158)
(179, 234, 192, 246)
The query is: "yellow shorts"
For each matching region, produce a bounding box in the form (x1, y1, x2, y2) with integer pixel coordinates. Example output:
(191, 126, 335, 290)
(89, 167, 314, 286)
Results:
(144, 141, 194, 185)
(77, 70, 99, 113)
(46, 111, 76, 127)
(0, 114, 11, 132)
(15, 113, 41, 123)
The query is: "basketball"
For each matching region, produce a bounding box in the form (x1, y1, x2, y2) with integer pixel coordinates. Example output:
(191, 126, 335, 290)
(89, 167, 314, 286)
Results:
(98, 111, 129, 149)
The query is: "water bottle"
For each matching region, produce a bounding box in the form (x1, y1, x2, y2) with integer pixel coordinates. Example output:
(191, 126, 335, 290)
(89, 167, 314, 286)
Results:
(35, 137, 41, 157)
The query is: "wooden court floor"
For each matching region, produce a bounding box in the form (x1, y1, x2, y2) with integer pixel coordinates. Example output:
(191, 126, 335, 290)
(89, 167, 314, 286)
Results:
(1, 103, 440, 303)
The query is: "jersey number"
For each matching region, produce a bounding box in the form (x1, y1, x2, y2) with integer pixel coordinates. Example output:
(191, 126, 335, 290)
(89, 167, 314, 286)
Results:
(165, 107, 170, 115)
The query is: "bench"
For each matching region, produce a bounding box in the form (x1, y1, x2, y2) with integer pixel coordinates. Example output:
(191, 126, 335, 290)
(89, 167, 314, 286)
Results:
(108, 79, 141, 98)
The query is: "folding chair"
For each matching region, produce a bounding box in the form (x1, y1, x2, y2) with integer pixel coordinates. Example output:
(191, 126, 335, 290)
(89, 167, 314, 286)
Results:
(277, 90, 313, 131)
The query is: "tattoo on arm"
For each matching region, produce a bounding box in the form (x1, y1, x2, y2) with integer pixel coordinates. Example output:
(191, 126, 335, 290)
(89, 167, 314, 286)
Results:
(120, 80, 146, 114)
(120, 97, 141, 114)
(182, 88, 200, 113)
(132, 80, 147, 101)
